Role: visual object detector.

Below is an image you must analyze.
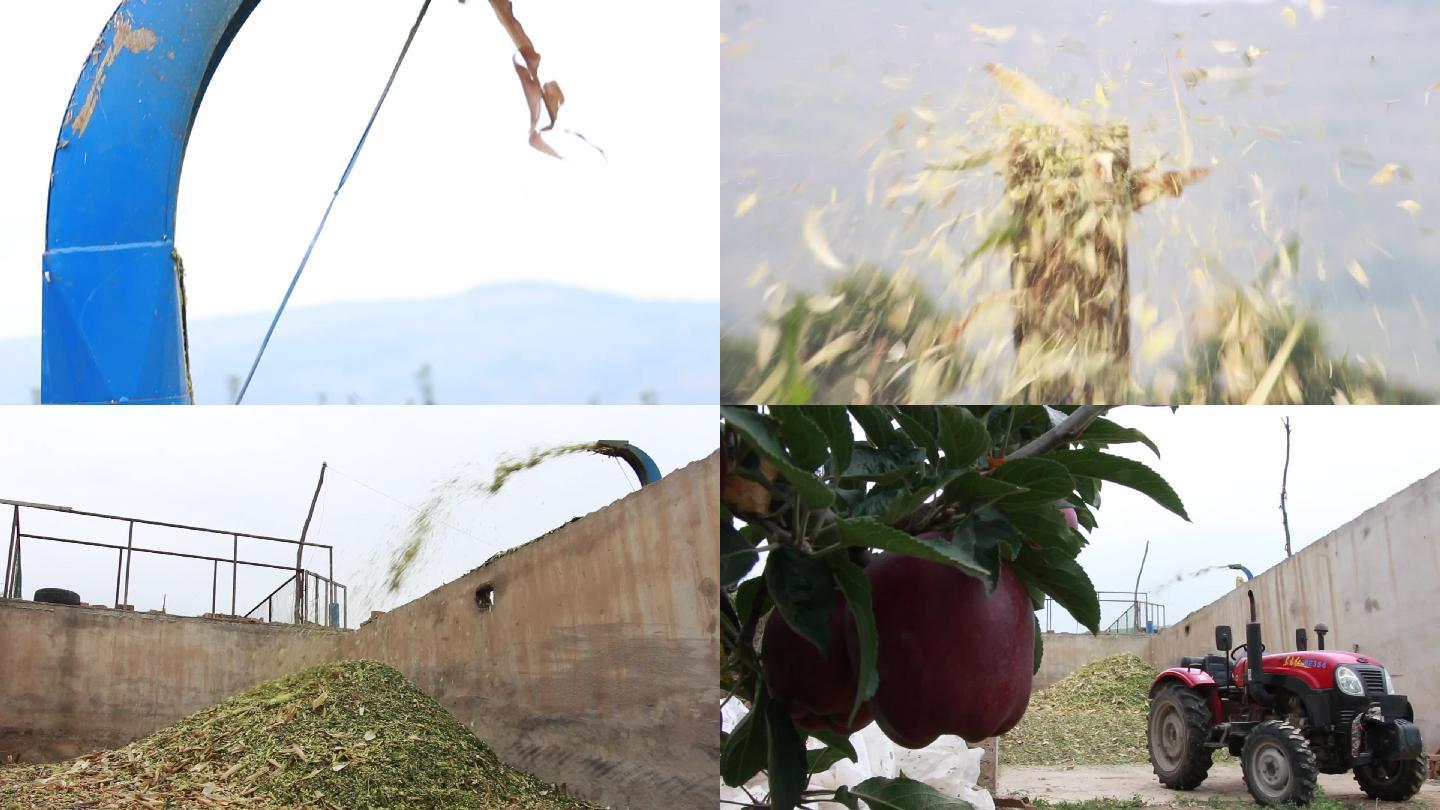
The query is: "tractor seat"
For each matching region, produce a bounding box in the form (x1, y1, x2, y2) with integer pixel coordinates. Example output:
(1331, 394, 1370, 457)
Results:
(1179, 655, 1232, 685)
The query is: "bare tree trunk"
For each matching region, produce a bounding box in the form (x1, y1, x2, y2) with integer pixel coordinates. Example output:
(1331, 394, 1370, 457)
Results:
(1280, 417, 1293, 557)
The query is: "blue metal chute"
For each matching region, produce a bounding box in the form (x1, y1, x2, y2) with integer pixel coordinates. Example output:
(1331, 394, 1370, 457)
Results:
(593, 441, 663, 487)
(44, 0, 262, 404)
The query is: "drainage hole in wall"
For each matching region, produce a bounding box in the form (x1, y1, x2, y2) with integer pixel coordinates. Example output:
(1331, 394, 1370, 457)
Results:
(475, 584, 495, 611)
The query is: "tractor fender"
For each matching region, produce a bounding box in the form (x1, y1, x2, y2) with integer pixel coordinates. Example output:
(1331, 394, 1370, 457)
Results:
(1153, 668, 1224, 722)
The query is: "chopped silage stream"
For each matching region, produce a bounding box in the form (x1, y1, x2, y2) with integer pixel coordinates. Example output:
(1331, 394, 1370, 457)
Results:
(0, 660, 602, 810)
(382, 442, 604, 594)
(1004, 654, 1166, 767)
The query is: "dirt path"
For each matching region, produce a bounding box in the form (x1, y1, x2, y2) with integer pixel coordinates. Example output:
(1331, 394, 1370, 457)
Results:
(1002, 763, 1440, 807)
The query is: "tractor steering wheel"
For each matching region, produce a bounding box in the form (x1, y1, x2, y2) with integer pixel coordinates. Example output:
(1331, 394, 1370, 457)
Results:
(1230, 642, 1262, 661)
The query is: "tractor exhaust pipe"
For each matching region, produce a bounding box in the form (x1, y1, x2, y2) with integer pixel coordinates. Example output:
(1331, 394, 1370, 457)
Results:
(1314, 623, 1328, 650)
(1246, 621, 1272, 705)
(1245, 591, 1273, 706)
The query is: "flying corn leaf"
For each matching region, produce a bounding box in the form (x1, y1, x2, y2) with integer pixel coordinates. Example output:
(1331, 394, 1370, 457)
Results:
(1348, 260, 1370, 288)
(1281, 7, 1298, 28)
(734, 192, 758, 219)
(1398, 200, 1422, 215)
(803, 208, 846, 270)
(970, 23, 1017, 42)
(1370, 163, 1402, 185)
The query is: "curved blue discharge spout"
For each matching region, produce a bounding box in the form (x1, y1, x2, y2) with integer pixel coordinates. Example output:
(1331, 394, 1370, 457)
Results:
(43, 0, 262, 404)
(593, 441, 663, 487)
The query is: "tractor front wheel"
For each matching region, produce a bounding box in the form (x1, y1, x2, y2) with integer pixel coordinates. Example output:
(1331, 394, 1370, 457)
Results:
(1241, 720, 1318, 806)
(1353, 751, 1428, 801)
(1148, 682, 1214, 789)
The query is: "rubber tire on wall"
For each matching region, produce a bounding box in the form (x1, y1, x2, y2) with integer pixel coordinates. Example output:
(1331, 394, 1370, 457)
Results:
(33, 587, 80, 606)
(1353, 751, 1429, 801)
(1240, 720, 1319, 806)
(1148, 682, 1215, 790)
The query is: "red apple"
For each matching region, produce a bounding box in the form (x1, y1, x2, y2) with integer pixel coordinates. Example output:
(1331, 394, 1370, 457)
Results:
(761, 602, 872, 735)
(852, 552, 1034, 747)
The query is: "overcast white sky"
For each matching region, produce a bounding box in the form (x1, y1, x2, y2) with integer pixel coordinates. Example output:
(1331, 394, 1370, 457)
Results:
(0, 406, 716, 625)
(0, 0, 718, 341)
(1056, 406, 1440, 632)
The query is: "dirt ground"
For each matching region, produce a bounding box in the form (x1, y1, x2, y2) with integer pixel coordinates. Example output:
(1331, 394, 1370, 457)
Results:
(1002, 763, 1440, 807)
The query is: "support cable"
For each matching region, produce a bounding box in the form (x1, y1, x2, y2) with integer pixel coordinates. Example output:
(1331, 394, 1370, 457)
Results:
(235, 0, 434, 404)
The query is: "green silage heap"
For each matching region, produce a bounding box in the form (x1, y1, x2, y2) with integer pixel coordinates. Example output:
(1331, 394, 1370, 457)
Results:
(0, 660, 602, 809)
(1002, 653, 1159, 767)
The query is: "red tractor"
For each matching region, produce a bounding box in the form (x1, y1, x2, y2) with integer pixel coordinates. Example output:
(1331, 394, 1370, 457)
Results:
(1146, 595, 1428, 805)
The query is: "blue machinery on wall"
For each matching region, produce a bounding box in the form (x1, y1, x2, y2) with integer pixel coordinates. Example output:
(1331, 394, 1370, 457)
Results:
(43, 1, 262, 404)
(594, 441, 663, 487)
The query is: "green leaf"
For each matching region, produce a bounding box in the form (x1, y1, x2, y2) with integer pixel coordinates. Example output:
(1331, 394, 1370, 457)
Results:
(836, 518, 991, 580)
(936, 407, 989, 469)
(766, 695, 808, 810)
(764, 547, 836, 654)
(807, 744, 852, 774)
(1003, 503, 1082, 555)
(838, 445, 929, 485)
(827, 556, 879, 723)
(734, 576, 766, 626)
(1077, 416, 1161, 458)
(723, 406, 836, 508)
(893, 408, 940, 466)
(939, 470, 1029, 507)
(833, 786, 862, 810)
(804, 728, 859, 763)
(721, 517, 758, 588)
(990, 458, 1075, 507)
(854, 470, 965, 525)
(802, 405, 855, 473)
(721, 688, 769, 787)
(850, 775, 975, 809)
(849, 406, 907, 449)
(1032, 614, 1044, 674)
(1047, 449, 1189, 521)
(949, 509, 1021, 593)
(773, 407, 830, 471)
(1013, 546, 1101, 633)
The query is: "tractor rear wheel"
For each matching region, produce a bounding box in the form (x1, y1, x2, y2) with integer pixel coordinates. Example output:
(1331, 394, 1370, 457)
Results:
(1240, 720, 1318, 806)
(1353, 751, 1428, 801)
(1148, 682, 1214, 789)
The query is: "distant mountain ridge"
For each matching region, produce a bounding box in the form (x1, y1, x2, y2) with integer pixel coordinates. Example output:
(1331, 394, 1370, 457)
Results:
(0, 283, 718, 404)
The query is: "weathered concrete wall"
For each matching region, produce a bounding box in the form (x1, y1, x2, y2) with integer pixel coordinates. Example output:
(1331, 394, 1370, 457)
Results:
(341, 452, 720, 810)
(1150, 469, 1440, 746)
(0, 601, 343, 762)
(1034, 632, 1154, 690)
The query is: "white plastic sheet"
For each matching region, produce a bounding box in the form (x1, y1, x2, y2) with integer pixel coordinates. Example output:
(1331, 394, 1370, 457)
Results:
(720, 700, 996, 810)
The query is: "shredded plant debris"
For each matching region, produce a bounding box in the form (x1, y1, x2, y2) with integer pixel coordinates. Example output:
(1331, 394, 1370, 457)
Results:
(0, 660, 601, 810)
(721, 5, 1439, 405)
(1003, 654, 1158, 767)
(384, 442, 604, 593)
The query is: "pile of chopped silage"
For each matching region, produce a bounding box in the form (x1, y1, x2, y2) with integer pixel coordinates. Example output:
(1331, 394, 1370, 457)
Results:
(0, 660, 601, 810)
(1002, 653, 1158, 767)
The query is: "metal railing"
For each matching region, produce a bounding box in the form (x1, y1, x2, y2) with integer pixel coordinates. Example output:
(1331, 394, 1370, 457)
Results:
(1043, 590, 1167, 635)
(243, 570, 347, 628)
(2, 499, 347, 628)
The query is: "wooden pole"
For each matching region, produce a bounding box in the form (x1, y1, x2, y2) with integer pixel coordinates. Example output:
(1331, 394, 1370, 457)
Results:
(1280, 418, 1293, 557)
(294, 462, 327, 623)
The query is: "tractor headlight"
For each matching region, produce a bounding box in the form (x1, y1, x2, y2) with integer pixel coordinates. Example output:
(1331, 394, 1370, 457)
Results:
(1336, 666, 1365, 697)
(1383, 668, 1394, 695)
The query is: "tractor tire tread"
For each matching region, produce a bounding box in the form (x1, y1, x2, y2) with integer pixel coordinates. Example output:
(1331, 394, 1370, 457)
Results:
(1149, 682, 1215, 790)
(1353, 751, 1428, 801)
(1241, 720, 1318, 806)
